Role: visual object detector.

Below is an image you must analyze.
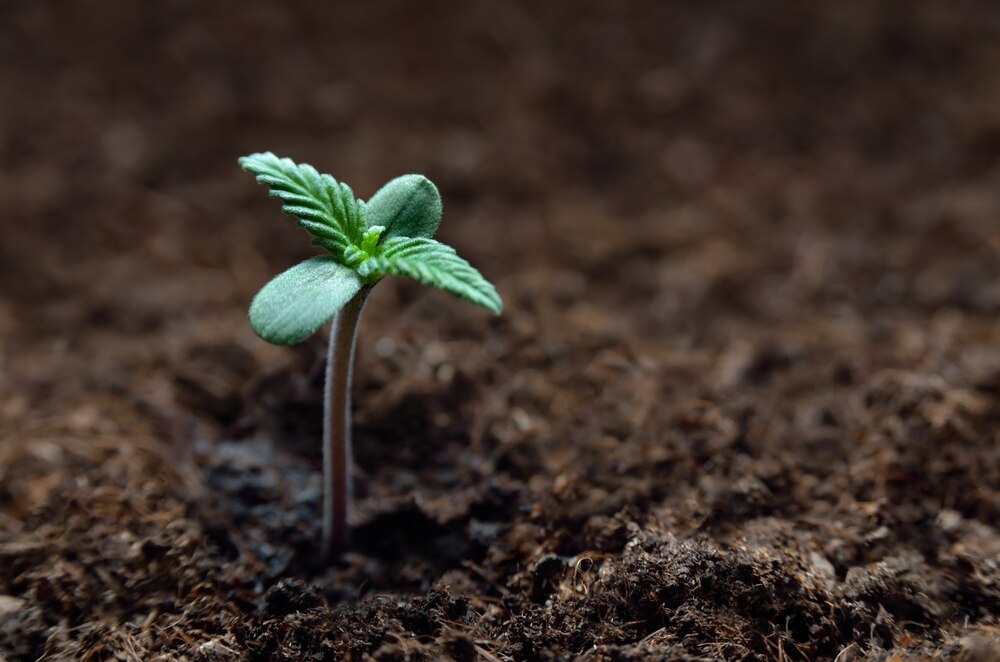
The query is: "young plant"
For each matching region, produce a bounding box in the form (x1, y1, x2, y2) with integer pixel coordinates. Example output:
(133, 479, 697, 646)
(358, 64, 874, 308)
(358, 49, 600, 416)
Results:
(239, 152, 502, 560)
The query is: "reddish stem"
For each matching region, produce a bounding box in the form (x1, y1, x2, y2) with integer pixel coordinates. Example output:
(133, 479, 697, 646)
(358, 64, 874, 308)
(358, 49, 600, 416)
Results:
(321, 286, 371, 561)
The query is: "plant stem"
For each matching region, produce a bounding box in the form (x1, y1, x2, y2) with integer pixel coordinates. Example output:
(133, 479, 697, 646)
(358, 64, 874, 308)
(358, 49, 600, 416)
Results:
(321, 285, 372, 561)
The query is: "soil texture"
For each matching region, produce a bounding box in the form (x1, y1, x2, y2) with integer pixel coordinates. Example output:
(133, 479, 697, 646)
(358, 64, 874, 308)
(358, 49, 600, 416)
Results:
(2, 1, 1000, 660)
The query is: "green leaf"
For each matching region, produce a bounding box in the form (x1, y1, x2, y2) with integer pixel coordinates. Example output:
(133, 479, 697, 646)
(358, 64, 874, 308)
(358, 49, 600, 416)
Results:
(239, 152, 366, 258)
(365, 175, 442, 241)
(249, 257, 362, 344)
(357, 237, 502, 314)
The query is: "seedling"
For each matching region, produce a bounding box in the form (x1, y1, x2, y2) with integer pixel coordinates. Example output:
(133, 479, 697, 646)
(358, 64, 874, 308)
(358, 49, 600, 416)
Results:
(239, 152, 502, 560)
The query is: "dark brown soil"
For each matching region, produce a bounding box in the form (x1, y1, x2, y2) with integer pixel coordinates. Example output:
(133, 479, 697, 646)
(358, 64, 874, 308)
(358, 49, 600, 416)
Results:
(3, 1, 1000, 660)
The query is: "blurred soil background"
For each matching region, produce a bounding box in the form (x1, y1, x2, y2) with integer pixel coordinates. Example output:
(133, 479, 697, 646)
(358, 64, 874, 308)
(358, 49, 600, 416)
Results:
(2, 1, 1000, 660)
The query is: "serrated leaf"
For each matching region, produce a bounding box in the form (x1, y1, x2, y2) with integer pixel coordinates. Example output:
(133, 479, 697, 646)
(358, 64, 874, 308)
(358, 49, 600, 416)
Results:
(357, 237, 501, 314)
(239, 152, 366, 258)
(365, 175, 442, 241)
(249, 257, 362, 345)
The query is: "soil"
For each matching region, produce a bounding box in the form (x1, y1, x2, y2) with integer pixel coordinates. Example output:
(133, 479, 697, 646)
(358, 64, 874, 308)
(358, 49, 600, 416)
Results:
(2, 1, 1000, 660)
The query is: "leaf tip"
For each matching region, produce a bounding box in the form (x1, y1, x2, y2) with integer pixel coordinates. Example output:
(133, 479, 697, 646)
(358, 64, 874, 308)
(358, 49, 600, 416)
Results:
(239, 151, 273, 168)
